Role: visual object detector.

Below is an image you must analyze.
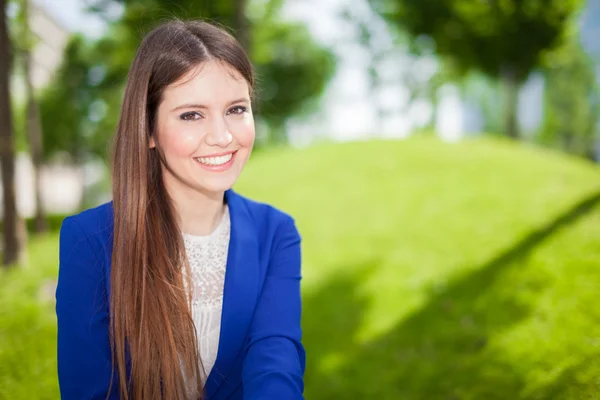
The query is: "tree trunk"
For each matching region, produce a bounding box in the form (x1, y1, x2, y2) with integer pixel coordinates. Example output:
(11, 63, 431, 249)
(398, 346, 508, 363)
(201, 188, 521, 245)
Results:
(561, 131, 574, 153)
(23, 0, 47, 233)
(0, 0, 24, 266)
(502, 68, 520, 139)
(234, 0, 250, 53)
(428, 86, 439, 132)
(269, 119, 287, 145)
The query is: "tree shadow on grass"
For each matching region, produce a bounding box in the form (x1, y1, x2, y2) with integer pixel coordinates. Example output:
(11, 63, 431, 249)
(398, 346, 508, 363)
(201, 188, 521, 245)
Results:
(530, 353, 600, 399)
(302, 262, 376, 397)
(303, 191, 600, 400)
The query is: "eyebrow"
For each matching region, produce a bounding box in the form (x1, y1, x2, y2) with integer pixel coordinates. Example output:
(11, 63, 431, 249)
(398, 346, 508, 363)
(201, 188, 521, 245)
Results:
(171, 98, 250, 112)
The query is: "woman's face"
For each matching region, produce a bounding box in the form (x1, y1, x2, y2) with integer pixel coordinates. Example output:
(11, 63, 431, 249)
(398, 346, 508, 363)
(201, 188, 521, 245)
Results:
(151, 60, 255, 197)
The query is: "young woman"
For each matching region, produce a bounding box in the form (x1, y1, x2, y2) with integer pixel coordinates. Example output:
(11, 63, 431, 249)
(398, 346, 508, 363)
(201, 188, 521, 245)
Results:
(55, 20, 305, 400)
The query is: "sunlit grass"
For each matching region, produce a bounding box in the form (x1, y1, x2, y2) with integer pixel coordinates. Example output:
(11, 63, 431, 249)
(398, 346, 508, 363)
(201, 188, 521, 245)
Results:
(0, 233, 60, 399)
(2, 136, 600, 399)
(236, 136, 600, 399)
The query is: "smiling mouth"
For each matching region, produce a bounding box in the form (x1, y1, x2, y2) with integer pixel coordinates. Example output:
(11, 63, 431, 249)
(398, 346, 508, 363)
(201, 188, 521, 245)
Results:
(194, 152, 235, 166)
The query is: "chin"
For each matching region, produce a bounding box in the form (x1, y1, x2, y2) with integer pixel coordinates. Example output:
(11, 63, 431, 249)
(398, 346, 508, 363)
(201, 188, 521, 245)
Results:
(195, 176, 238, 195)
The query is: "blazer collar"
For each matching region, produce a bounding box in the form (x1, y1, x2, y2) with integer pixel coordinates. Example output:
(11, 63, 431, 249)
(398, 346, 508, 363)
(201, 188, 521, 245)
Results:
(205, 189, 260, 398)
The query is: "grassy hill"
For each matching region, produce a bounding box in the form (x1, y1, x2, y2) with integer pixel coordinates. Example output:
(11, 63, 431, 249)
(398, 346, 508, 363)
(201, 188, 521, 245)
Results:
(2, 136, 600, 399)
(236, 137, 600, 399)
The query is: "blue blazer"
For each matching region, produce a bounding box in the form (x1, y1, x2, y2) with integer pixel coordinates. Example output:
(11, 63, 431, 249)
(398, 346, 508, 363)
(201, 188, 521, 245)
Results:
(55, 189, 305, 399)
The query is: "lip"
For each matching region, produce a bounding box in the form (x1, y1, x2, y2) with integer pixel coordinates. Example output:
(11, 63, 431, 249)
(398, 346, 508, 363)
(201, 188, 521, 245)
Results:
(194, 150, 237, 172)
(195, 150, 237, 158)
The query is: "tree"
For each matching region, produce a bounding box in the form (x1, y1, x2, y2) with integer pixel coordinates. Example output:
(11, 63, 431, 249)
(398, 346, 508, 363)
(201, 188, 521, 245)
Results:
(540, 38, 599, 159)
(234, 0, 250, 52)
(369, 0, 583, 138)
(39, 35, 101, 163)
(0, 0, 23, 266)
(14, 0, 47, 232)
(40, 0, 336, 163)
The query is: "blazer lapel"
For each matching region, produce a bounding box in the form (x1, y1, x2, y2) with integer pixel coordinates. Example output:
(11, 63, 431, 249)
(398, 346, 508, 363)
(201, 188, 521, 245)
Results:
(205, 189, 260, 398)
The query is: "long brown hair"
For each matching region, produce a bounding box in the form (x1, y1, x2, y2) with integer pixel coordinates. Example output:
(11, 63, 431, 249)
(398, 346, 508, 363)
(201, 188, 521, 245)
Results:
(110, 20, 254, 399)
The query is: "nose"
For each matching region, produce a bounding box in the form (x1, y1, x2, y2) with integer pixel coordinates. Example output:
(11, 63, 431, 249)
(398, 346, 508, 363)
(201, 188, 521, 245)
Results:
(205, 116, 233, 147)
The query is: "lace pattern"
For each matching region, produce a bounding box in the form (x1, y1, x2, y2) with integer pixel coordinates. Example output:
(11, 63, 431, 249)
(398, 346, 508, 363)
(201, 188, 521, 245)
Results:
(182, 205, 230, 385)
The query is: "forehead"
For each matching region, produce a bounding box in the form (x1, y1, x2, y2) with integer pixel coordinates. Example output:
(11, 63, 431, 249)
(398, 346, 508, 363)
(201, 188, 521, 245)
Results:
(162, 60, 249, 104)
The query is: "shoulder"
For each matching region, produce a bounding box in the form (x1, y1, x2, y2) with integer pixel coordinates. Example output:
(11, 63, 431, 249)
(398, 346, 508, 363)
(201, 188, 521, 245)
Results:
(229, 191, 302, 279)
(57, 203, 114, 305)
(227, 190, 298, 237)
(63, 201, 114, 233)
(60, 201, 114, 255)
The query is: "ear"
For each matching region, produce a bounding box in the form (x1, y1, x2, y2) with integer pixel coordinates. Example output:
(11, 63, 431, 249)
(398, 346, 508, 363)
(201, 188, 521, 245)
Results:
(149, 135, 156, 149)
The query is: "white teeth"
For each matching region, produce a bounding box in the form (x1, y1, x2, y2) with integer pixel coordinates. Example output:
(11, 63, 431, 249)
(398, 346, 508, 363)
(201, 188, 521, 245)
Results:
(195, 153, 233, 166)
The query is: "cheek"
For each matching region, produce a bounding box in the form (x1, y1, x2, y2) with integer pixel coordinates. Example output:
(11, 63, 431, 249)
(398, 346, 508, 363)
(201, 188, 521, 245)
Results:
(159, 122, 201, 157)
(233, 114, 255, 148)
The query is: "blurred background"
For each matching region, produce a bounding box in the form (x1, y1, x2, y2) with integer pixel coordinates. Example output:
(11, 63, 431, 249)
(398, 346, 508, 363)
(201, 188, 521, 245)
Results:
(1, 0, 600, 398)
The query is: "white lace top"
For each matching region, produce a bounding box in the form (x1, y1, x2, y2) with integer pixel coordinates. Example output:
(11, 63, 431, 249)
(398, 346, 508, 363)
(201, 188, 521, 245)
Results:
(182, 205, 230, 385)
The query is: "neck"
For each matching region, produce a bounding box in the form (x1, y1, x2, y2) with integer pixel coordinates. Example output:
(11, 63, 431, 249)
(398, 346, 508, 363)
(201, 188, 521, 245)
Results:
(165, 181, 226, 236)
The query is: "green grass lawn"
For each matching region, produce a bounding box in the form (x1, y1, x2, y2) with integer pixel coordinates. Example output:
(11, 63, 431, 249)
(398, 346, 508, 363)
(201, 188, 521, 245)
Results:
(0, 232, 60, 399)
(2, 136, 600, 399)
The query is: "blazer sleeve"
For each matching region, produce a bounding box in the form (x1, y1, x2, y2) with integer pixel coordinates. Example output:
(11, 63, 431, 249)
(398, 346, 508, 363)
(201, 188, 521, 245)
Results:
(242, 215, 306, 399)
(55, 217, 119, 399)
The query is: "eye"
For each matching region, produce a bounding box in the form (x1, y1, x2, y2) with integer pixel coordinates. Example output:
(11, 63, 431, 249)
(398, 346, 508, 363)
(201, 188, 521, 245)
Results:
(179, 111, 202, 121)
(227, 106, 247, 115)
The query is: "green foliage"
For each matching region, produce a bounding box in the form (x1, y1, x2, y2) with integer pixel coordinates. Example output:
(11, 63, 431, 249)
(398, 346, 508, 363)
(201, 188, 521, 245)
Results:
(39, 0, 336, 161)
(11, 0, 36, 52)
(251, 20, 336, 141)
(370, 0, 583, 82)
(368, 0, 584, 139)
(39, 35, 104, 161)
(540, 38, 599, 158)
(4, 137, 600, 398)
